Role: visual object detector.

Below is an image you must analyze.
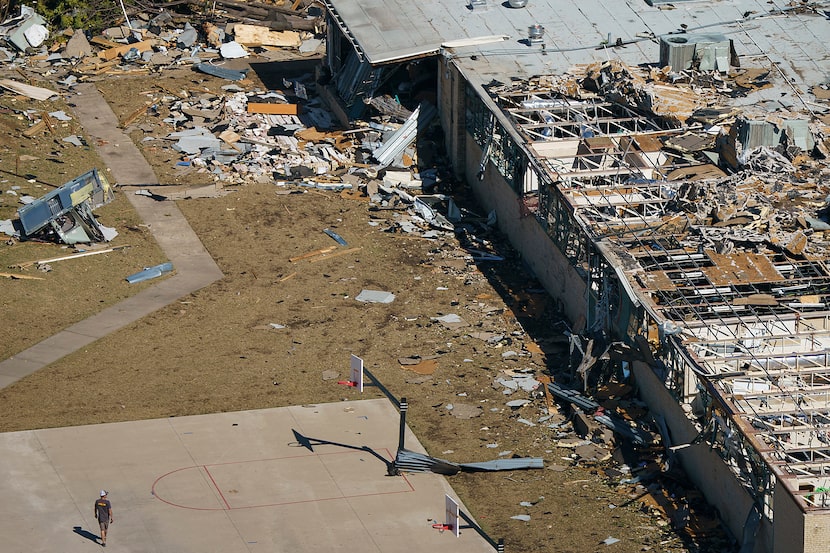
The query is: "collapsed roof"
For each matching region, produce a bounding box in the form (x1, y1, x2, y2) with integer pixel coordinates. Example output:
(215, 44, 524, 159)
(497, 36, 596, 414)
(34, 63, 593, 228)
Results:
(483, 46, 830, 510)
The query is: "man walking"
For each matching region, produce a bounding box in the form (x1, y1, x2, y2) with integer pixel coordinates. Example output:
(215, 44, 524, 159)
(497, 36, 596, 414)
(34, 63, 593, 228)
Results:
(94, 490, 114, 547)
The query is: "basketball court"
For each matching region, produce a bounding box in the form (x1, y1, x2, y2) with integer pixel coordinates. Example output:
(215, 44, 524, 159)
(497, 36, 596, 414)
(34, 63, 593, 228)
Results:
(0, 399, 494, 552)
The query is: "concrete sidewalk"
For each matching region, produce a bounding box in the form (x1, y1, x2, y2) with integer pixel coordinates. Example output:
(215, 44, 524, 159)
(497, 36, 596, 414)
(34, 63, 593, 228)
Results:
(0, 399, 494, 553)
(0, 83, 223, 389)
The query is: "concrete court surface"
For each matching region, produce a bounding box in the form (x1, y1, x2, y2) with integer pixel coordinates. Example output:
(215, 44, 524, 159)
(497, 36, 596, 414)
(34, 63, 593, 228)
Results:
(0, 399, 495, 553)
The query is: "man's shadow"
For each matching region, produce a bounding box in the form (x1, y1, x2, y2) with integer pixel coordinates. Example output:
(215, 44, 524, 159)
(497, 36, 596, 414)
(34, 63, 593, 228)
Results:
(73, 526, 99, 543)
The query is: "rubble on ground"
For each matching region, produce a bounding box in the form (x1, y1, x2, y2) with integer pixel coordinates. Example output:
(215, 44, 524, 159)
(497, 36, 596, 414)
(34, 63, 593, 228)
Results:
(3, 6, 814, 546)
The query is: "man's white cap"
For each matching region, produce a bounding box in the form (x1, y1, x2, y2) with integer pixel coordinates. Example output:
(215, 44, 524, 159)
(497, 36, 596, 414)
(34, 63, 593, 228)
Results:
(100, 490, 107, 497)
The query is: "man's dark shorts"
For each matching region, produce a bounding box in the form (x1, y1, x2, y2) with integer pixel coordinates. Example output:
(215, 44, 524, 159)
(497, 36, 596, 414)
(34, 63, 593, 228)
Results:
(98, 519, 109, 531)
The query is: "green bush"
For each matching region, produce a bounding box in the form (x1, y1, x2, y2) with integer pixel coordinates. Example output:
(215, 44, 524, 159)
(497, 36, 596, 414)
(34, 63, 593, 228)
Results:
(28, 0, 123, 33)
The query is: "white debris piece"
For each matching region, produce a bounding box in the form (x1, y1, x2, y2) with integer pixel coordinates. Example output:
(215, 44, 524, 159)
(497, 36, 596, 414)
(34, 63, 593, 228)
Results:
(506, 399, 530, 408)
(219, 41, 248, 58)
(355, 290, 395, 303)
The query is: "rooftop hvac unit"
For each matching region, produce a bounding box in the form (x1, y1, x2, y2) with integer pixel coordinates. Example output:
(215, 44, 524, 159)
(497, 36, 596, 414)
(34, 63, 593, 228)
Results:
(659, 33, 733, 72)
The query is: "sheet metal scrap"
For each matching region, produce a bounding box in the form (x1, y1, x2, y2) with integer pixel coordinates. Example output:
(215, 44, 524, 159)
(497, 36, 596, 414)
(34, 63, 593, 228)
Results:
(547, 381, 654, 445)
(394, 448, 543, 475)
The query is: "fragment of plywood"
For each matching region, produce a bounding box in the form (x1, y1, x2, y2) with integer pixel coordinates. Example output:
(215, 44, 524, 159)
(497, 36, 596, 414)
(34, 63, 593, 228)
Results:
(219, 129, 241, 143)
(98, 40, 156, 61)
(704, 251, 784, 285)
(295, 127, 330, 142)
(784, 231, 808, 256)
(701, 265, 730, 287)
(640, 270, 675, 291)
(232, 24, 302, 47)
(247, 102, 300, 115)
(732, 68, 773, 92)
(632, 134, 664, 152)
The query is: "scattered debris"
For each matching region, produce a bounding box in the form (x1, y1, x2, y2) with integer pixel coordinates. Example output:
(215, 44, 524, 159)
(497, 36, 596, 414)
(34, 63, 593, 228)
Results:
(399, 357, 438, 375)
(126, 262, 174, 284)
(0, 271, 44, 280)
(432, 313, 469, 330)
(355, 289, 395, 304)
(395, 448, 543, 475)
(13, 245, 130, 270)
(322, 228, 348, 246)
(445, 403, 482, 419)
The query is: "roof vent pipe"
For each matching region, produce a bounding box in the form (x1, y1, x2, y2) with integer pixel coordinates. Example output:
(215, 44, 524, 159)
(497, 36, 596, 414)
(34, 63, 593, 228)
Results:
(508, 0, 527, 7)
(528, 24, 545, 43)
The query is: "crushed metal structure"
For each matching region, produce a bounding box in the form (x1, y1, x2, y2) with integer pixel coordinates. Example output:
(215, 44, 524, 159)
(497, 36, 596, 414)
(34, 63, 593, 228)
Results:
(321, 0, 830, 550)
(16, 169, 115, 244)
(483, 62, 830, 515)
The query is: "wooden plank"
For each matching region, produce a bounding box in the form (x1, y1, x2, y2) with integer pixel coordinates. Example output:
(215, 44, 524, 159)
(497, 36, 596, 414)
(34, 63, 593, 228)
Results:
(89, 36, 122, 49)
(538, 375, 556, 415)
(288, 246, 336, 262)
(247, 102, 300, 115)
(98, 40, 156, 61)
(308, 247, 362, 263)
(41, 111, 55, 134)
(121, 103, 151, 128)
(13, 245, 131, 269)
(0, 272, 45, 280)
(74, 59, 120, 74)
(22, 119, 47, 137)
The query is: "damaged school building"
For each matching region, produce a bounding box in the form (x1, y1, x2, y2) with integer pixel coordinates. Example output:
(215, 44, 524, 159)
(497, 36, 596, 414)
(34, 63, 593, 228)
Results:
(318, 0, 830, 551)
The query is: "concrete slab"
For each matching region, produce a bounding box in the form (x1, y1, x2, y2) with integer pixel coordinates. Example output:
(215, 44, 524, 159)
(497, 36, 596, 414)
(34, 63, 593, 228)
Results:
(0, 399, 495, 553)
(71, 84, 159, 186)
